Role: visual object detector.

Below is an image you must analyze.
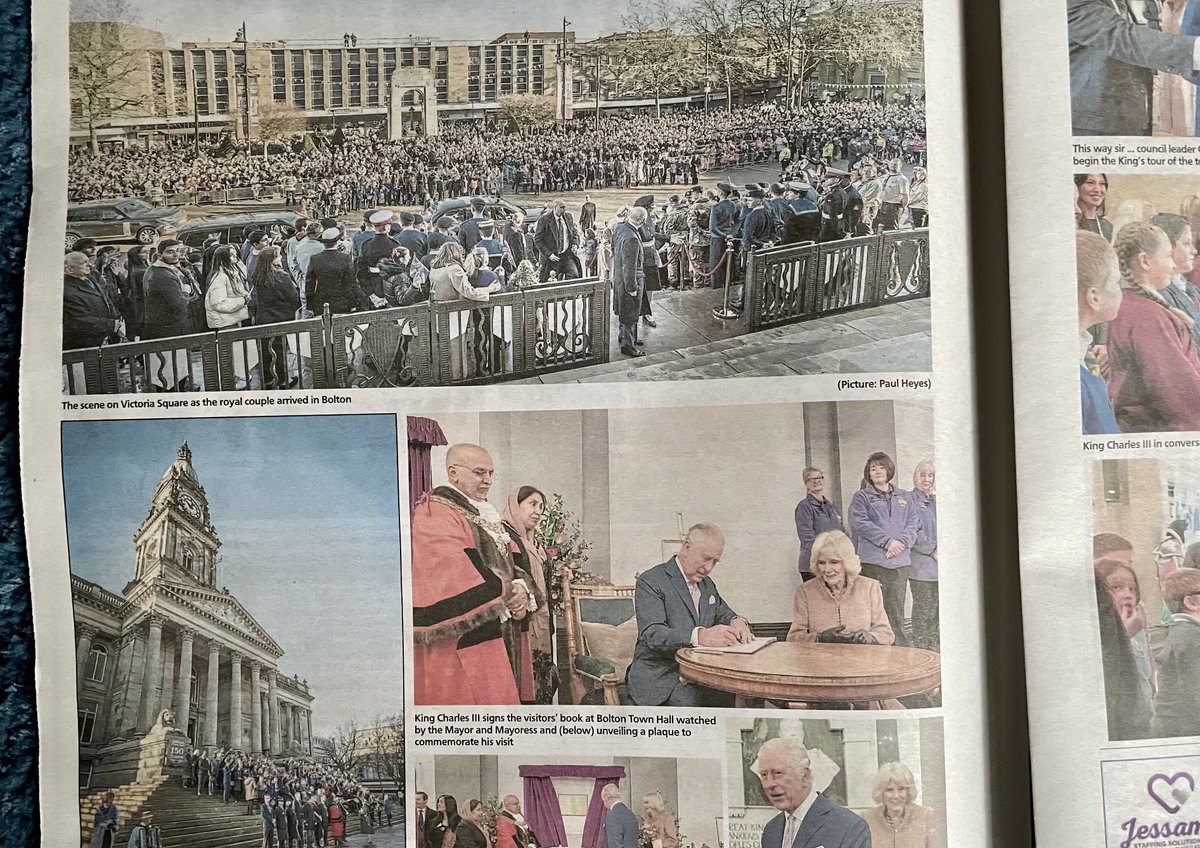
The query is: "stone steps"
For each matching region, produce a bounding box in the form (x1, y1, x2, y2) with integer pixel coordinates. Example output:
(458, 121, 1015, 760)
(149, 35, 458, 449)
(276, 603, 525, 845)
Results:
(83, 780, 363, 847)
(528, 299, 931, 383)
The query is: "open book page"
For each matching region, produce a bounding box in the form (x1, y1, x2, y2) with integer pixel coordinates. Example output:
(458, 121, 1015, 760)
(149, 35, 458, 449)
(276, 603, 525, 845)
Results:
(1003, 0, 1200, 845)
(19, 0, 985, 845)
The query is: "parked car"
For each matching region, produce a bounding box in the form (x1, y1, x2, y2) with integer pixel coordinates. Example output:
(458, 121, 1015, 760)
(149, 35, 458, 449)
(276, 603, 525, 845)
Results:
(64, 199, 186, 250)
(428, 196, 542, 230)
(176, 211, 304, 249)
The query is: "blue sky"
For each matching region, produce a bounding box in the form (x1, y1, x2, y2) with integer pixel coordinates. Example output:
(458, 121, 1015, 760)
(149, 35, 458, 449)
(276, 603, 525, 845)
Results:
(61, 415, 402, 736)
(101, 0, 629, 45)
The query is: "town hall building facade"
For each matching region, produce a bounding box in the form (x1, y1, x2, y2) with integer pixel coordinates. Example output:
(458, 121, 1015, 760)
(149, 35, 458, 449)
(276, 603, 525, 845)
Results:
(73, 442, 314, 789)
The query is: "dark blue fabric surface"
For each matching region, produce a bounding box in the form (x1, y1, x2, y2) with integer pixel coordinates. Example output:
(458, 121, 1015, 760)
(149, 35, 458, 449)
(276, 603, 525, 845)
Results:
(0, 0, 37, 846)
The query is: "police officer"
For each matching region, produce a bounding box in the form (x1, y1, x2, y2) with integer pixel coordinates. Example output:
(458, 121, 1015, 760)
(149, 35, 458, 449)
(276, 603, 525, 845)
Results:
(785, 181, 822, 244)
(393, 211, 429, 260)
(708, 182, 739, 288)
(356, 210, 400, 304)
(686, 186, 711, 288)
(818, 168, 851, 242)
(662, 194, 690, 290)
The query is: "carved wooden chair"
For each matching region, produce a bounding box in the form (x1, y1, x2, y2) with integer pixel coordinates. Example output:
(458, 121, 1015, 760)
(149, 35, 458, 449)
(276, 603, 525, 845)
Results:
(562, 576, 637, 706)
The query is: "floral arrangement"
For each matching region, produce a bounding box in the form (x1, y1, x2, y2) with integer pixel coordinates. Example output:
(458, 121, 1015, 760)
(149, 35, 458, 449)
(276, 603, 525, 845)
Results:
(640, 822, 660, 848)
(480, 795, 503, 844)
(534, 493, 597, 618)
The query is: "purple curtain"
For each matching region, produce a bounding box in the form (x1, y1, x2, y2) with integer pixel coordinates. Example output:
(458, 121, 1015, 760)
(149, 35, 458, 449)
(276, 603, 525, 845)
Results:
(407, 416, 447, 517)
(581, 778, 620, 848)
(523, 775, 569, 848)
(518, 766, 627, 848)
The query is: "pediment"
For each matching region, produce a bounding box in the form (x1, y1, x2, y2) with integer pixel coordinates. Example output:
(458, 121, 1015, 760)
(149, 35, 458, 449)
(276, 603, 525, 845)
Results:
(157, 582, 284, 657)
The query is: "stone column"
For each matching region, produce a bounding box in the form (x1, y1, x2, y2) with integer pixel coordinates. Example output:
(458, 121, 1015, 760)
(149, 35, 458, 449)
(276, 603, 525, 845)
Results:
(160, 638, 176, 721)
(174, 628, 196, 733)
(249, 661, 263, 754)
(306, 710, 313, 756)
(203, 640, 221, 748)
(267, 670, 280, 753)
(138, 614, 165, 734)
(228, 652, 244, 750)
(282, 702, 292, 753)
(115, 630, 144, 738)
(76, 624, 97, 682)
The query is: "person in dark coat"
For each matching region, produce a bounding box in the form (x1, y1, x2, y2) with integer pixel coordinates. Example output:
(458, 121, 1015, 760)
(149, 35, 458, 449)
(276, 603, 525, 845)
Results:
(262, 798, 279, 848)
(784, 182, 822, 244)
(63, 251, 123, 350)
(708, 182, 739, 288)
(457, 197, 490, 252)
(395, 211, 429, 259)
(612, 207, 648, 357)
(454, 800, 489, 848)
(633, 194, 660, 325)
(307, 228, 365, 316)
(533, 199, 580, 282)
(141, 239, 198, 339)
(357, 211, 401, 303)
(251, 246, 302, 389)
(427, 217, 457, 254)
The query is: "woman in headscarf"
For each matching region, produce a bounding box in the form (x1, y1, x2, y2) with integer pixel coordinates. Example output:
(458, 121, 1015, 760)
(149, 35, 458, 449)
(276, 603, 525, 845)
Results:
(502, 486, 556, 704)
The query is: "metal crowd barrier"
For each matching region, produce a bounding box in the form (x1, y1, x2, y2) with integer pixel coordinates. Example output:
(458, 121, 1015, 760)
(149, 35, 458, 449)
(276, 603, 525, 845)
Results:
(742, 228, 930, 332)
(61, 277, 610, 395)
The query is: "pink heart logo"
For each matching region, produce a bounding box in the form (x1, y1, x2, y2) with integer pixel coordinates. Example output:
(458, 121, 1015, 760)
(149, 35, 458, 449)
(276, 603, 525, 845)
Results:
(1148, 772, 1195, 814)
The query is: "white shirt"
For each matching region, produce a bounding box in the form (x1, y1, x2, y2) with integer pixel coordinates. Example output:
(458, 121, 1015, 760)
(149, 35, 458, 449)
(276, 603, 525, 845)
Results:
(780, 791, 821, 848)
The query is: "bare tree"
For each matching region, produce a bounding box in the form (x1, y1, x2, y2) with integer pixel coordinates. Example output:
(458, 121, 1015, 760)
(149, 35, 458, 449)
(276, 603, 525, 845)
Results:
(824, 0, 923, 99)
(619, 0, 699, 118)
(257, 102, 307, 158)
(314, 718, 363, 775)
(495, 94, 558, 132)
(682, 0, 762, 113)
(70, 0, 159, 154)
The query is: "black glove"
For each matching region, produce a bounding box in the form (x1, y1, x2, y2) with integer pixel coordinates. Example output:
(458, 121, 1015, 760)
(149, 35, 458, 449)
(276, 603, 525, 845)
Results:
(817, 625, 850, 643)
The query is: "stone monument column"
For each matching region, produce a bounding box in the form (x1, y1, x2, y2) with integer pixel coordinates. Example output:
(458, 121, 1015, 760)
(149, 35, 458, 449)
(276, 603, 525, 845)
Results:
(138, 614, 165, 734)
(174, 627, 196, 734)
(203, 640, 221, 748)
(267, 669, 280, 753)
(249, 661, 263, 754)
(228, 652, 244, 750)
(76, 624, 97, 682)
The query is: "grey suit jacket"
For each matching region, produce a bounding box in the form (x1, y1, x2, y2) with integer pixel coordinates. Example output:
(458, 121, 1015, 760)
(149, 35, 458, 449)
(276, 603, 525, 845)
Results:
(626, 558, 739, 706)
(760, 795, 871, 848)
(1068, 0, 1197, 134)
(603, 803, 639, 848)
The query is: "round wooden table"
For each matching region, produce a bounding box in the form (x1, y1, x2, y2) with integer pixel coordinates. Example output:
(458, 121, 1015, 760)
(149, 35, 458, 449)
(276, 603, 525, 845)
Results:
(676, 641, 941, 708)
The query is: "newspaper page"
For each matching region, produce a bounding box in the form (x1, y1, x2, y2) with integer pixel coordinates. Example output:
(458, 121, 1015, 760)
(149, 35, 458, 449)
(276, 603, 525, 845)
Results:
(20, 0, 986, 845)
(1002, 0, 1200, 845)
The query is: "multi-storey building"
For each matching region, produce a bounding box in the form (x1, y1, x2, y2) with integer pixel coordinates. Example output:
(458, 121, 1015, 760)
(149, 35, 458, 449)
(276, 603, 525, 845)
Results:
(73, 442, 314, 790)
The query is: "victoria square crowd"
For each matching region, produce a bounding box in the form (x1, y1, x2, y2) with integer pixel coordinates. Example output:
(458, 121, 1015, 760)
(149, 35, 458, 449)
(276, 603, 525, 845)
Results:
(412, 443, 938, 710)
(62, 100, 927, 378)
(88, 750, 396, 848)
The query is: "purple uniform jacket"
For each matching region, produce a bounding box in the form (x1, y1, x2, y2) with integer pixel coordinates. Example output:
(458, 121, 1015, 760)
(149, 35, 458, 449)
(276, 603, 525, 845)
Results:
(848, 484, 921, 568)
(909, 490, 937, 581)
(794, 495, 845, 574)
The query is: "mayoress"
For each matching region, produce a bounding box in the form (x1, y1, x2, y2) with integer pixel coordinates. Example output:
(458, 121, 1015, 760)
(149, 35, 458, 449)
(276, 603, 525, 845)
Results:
(786, 530, 894, 645)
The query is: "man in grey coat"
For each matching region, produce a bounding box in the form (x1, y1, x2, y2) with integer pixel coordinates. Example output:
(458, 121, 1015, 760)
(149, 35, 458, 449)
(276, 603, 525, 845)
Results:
(601, 785, 639, 848)
(626, 522, 754, 706)
(1068, 0, 1200, 135)
(611, 207, 647, 357)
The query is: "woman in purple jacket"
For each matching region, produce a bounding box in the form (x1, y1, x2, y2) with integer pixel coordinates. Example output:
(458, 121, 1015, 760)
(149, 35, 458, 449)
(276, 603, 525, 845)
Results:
(848, 451, 921, 646)
(794, 466, 845, 581)
(909, 460, 939, 652)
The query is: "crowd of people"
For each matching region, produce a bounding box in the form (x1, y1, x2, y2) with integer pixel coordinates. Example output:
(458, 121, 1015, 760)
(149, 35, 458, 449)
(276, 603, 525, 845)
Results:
(412, 442, 937, 709)
(413, 788, 682, 848)
(67, 100, 925, 210)
(1094, 526, 1200, 741)
(1074, 173, 1200, 433)
(88, 750, 395, 848)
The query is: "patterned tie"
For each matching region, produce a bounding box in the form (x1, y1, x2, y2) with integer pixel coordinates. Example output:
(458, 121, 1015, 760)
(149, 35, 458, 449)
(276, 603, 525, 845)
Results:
(688, 582, 701, 616)
(783, 814, 797, 848)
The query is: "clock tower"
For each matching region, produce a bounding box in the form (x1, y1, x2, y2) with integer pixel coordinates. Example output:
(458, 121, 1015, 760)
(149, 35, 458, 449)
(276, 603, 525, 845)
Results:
(131, 442, 221, 589)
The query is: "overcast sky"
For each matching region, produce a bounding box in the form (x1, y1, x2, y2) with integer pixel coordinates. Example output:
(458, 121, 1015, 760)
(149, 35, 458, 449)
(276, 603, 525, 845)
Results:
(85, 0, 630, 44)
(62, 415, 403, 737)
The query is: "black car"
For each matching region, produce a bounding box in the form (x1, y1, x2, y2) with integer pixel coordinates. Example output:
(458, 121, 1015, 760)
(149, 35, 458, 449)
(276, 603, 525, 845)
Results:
(176, 211, 304, 249)
(65, 199, 186, 250)
(428, 196, 542, 231)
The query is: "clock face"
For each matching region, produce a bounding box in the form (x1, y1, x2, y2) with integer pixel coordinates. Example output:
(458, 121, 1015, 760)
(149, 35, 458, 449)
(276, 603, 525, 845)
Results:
(179, 494, 201, 519)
